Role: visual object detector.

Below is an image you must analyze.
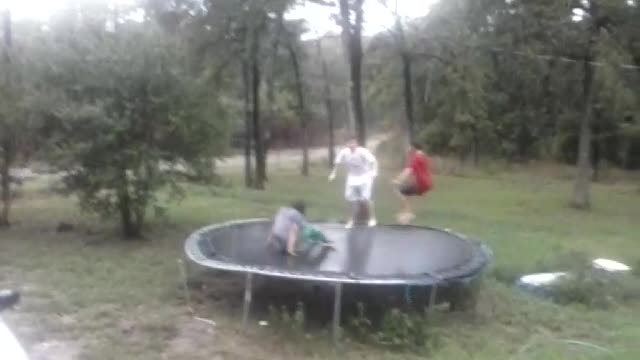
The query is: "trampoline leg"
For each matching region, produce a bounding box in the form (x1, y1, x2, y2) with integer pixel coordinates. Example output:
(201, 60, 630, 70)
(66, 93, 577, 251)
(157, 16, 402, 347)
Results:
(177, 258, 193, 314)
(332, 283, 343, 343)
(428, 284, 438, 316)
(242, 273, 253, 329)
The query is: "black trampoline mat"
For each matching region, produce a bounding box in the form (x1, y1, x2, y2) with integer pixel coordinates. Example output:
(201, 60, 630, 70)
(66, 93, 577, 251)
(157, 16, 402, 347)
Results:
(190, 220, 485, 282)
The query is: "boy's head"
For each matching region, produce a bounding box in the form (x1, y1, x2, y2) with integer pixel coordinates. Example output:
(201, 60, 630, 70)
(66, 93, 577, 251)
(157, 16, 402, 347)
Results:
(410, 141, 423, 152)
(291, 200, 306, 215)
(346, 138, 358, 152)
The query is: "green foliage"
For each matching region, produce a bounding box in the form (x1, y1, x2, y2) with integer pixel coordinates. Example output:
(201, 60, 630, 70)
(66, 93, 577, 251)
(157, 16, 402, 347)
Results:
(550, 257, 640, 309)
(373, 309, 439, 351)
(0, 17, 54, 225)
(2, 168, 640, 358)
(634, 260, 640, 278)
(505, 250, 640, 309)
(39, 7, 229, 237)
(491, 264, 528, 285)
(551, 273, 640, 309)
(367, 0, 640, 168)
(268, 302, 306, 334)
(347, 302, 373, 340)
(347, 303, 440, 352)
(533, 250, 592, 273)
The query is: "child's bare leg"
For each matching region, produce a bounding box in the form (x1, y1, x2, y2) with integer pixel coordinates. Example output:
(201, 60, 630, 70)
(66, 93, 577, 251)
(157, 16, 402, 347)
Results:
(345, 201, 357, 228)
(367, 200, 377, 226)
(402, 196, 412, 215)
(287, 239, 296, 256)
(287, 227, 298, 256)
(394, 187, 409, 213)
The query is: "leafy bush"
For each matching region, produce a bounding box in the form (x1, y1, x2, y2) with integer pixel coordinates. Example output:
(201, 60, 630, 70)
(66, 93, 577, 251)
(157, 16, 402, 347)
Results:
(491, 264, 529, 285)
(347, 303, 373, 341)
(268, 302, 306, 334)
(533, 250, 592, 274)
(532, 251, 640, 308)
(373, 308, 439, 351)
(551, 273, 640, 309)
(495, 251, 640, 308)
(346, 303, 441, 352)
(44, 18, 229, 238)
(633, 259, 640, 278)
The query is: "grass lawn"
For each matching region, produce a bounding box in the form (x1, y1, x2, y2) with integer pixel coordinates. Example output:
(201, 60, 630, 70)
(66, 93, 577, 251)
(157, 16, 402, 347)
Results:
(0, 164, 639, 359)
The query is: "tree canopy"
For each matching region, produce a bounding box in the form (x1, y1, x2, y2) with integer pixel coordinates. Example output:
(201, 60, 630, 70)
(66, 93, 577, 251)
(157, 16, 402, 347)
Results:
(0, 0, 638, 233)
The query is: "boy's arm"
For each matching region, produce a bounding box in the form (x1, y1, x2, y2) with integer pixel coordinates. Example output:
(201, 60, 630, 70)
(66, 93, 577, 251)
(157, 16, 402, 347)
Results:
(393, 152, 413, 183)
(287, 224, 299, 256)
(394, 168, 412, 184)
(362, 148, 378, 178)
(370, 151, 379, 178)
(329, 149, 344, 181)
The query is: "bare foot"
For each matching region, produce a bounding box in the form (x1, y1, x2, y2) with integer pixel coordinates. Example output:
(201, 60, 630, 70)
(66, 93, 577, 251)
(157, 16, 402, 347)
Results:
(396, 212, 415, 225)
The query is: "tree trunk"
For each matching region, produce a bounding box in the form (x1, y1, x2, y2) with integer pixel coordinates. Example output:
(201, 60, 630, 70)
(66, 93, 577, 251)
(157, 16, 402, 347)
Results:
(264, 11, 284, 182)
(118, 195, 141, 239)
(264, 77, 273, 182)
(414, 68, 428, 127)
(1, 10, 12, 227)
(251, 32, 265, 190)
(401, 52, 415, 143)
(473, 127, 480, 167)
(339, 0, 366, 146)
(542, 58, 558, 143)
(571, 55, 596, 210)
(287, 40, 309, 176)
(394, 16, 414, 145)
(317, 40, 336, 167)
(352, 1, 366, 146)
(592, 120, 601, 182)
(0, 139, 11, 227)
(242, 61, 253, 188)
(117, 171, 141, 239)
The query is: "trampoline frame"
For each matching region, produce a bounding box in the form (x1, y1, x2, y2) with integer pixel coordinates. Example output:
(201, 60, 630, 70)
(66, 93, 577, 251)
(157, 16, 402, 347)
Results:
(184, 219, 492, 341)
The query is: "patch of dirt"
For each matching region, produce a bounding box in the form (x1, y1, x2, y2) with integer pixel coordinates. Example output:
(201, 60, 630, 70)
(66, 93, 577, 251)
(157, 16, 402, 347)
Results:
(162, 316, 218, 360)
(162, 315, 311, 360)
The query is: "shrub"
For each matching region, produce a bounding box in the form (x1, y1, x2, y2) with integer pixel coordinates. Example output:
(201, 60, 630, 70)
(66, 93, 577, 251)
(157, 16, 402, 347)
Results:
(268, 302, 306, 334)
(373, 309, 439, 352)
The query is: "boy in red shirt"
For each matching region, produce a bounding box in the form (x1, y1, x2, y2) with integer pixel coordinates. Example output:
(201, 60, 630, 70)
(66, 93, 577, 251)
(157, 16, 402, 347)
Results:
(393, 142, 433, 224)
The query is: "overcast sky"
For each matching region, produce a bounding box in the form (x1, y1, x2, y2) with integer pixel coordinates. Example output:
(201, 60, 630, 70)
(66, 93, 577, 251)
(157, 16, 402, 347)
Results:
(287, 0, 436, 40)
(2, 0, 436, 38)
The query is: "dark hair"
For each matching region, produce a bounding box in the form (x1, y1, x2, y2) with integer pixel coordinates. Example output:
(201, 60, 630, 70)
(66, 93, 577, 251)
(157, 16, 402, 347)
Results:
(410, 141, 423, 150)
(291, 200, 306, 215)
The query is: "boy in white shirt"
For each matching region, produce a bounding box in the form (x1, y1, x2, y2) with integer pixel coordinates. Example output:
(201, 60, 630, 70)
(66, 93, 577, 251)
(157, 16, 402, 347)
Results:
(329, 139, 378, 228)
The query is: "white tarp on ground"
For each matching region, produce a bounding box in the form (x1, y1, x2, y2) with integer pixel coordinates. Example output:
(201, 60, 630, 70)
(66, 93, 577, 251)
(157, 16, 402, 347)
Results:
(592, 258, 632, 272)
(516, 258, 633, 299)
(0, 317, 29, 360)
(519, 272, 569, 286)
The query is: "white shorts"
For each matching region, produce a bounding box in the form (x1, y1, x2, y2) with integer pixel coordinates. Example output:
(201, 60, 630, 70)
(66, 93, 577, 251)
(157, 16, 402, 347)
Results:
(345, 179, 374, 202)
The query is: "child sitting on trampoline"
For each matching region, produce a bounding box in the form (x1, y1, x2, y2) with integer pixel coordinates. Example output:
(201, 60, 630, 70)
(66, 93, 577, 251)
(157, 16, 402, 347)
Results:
(393, 142, 433, 225)
(268, 201, 333, 256)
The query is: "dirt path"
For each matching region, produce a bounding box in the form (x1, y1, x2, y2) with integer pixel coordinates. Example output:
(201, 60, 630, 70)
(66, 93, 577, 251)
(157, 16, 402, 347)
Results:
(217, 134, 390, 171)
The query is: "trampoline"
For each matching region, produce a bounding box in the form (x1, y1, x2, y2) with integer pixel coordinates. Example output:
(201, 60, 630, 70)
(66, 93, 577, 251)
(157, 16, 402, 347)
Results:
(184, 219, 492, 340)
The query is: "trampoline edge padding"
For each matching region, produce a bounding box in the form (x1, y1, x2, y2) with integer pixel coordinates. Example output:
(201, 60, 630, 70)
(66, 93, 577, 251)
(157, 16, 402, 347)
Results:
(184, 219, 492, 286)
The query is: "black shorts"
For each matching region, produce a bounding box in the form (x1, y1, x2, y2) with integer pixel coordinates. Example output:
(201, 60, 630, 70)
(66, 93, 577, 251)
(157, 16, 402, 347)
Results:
(398, 184, 421, 196)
